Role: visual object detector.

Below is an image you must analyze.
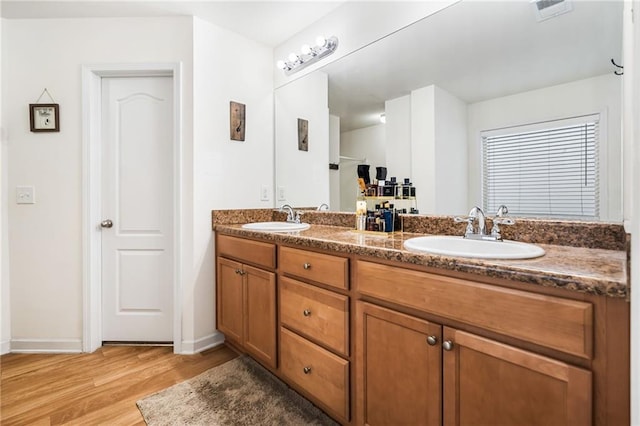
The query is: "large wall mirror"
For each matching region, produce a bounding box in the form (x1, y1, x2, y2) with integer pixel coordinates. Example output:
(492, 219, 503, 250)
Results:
(274, 0, 623, 221)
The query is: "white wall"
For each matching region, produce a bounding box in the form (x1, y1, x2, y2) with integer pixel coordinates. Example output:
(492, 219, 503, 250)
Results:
(191, 18, 273, 352)
(275, 72, 329, 208)
(0, 15, 9, 355)
(385, 95, 412, 182)
(433, 86, 468, 215)
(2, 16, 196, 352)
(3, 15, 274, 354)
(329, 114, 340, 211)
(339, 124, 385, 211)
(411, 85, 467, 215)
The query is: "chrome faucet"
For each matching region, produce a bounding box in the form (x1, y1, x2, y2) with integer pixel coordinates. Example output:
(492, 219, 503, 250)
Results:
(317, 203, 329, 211)
(466, 206, 487, 238)
(455, 206, 487, 239)
(280, 204, 295, 222)
(490, 204, 515, 240)
(454, 206, 488, 240)
(495, 204, 508, 218)
(280, 204, 301, 223)
(455, 205, 515, 241)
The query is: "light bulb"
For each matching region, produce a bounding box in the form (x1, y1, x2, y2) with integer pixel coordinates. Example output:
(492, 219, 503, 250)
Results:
(301, 44, 312, 55)
(276, 60, 287, 70)
(316, 35, 327, 48)
(288, 52, 299, 62)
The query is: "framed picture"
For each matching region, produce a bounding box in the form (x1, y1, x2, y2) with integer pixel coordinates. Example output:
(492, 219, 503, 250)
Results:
(30, 103, 59, 132)
(298, 118, 309, 151)
(230, 101, 245, 141)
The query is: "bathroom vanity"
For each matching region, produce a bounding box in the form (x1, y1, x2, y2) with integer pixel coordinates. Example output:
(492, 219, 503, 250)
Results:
(213, 209, 629, 426)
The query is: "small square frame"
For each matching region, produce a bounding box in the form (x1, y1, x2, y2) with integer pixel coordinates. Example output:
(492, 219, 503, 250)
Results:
(30, 103, 59, 132)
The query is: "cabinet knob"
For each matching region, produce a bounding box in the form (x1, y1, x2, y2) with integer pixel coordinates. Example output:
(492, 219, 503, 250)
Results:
(303, 366, 312, 374)
(235, 269, 241, 274)
(303, 309, 312, 317)
(426, 335, 438, 346)
(303, 263, 312, 270)
(443, 340, 454, 351)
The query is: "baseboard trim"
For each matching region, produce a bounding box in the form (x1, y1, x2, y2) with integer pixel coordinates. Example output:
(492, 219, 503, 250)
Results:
(10, 338, 83, 353)
(181, 332, 224, 355)
(0, 339, 10, 355)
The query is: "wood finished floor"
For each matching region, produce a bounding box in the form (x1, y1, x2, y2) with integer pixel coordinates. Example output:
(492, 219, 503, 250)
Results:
(0, 344, 239, 425)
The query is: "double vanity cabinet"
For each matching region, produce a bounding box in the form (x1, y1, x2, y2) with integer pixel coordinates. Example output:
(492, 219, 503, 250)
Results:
(215, 222, 629, 426)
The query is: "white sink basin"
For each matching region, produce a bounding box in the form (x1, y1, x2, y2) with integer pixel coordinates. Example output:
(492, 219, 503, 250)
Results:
(404, 235, 545, 260)
(241, 221, 310, 232)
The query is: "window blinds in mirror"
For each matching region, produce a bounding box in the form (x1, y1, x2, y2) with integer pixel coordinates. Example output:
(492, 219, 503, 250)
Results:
(482, 114, 599, 219)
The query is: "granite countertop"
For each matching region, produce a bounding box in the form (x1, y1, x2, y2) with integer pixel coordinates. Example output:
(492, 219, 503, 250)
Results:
(212, 210, 629, 299)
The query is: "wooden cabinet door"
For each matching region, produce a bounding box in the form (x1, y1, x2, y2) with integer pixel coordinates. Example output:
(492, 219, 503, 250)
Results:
(356, 302, 442, 426)
(443, 327, 592, 426)
(244, 264, 277, 369)
(216, 257, 244, 344)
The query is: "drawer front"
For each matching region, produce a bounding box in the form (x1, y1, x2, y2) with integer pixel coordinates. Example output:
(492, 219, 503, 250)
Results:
(217, 234, 276, 269)
(280, 246, 348, 290)
(280, 276, 349, 356)
(280, 327, 349, 421)
(356, 260, 593, 359)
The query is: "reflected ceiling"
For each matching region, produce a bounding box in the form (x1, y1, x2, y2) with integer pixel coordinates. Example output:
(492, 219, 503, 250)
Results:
(323, 1, 623, 131)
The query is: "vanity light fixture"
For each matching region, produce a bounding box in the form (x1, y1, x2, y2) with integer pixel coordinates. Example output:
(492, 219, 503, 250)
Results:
(276, 35, 339, 75)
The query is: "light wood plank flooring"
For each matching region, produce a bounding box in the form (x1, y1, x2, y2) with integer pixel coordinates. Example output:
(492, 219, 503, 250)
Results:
(0, 344, 238, 425)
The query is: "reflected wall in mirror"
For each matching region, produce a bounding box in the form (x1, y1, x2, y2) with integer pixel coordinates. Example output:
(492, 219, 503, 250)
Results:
(275, 72, 330, 209)
(274, 0, 623, 221)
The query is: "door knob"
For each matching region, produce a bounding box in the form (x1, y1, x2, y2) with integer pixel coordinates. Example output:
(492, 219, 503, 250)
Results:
(101, 219, 113, 228)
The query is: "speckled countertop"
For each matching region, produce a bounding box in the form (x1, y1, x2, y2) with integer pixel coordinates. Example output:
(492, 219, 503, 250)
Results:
(212, 209, 629, 299)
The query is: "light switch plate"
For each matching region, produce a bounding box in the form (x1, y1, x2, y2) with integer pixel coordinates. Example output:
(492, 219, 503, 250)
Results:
(277, 186, 286, 201)
(260, 185, 270, 201)
(16, 186, 35, 204)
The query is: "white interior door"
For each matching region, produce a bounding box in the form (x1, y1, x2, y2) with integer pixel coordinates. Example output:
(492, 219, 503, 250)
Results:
(101, 76, 173, 342)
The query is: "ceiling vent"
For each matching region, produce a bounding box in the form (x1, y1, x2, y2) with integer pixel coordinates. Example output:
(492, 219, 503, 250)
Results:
(532, 0, 573, 22)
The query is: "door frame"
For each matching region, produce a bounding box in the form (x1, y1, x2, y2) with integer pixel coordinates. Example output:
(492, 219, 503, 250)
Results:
(81, 63, 183, 353)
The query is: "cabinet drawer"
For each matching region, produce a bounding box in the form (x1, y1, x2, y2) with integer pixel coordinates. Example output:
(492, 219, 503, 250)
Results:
(280, 276, 349, 356)
(356, 260, 593, 359)
(217, 234, 275, 269)
(280, 327, 349, 421)
(280, 246, 348, 290)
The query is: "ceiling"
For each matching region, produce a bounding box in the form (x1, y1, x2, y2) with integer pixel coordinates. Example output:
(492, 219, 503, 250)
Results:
(2, 1, 624, 133)
(0, 0, 346, 47)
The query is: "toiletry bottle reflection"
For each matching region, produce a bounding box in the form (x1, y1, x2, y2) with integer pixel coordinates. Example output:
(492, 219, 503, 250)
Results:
(355, 200, 367, 231)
